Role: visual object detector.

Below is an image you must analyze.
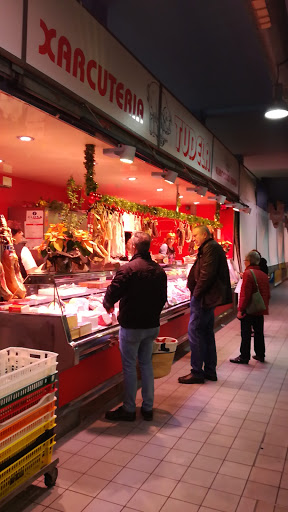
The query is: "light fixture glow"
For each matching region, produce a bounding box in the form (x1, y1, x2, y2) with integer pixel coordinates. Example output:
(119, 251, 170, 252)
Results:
(0, 160, 2, 163)
(157, 188, 163, 192)
(120, 157, 134, 164)
(103, 144, 136, 164)
(265, 83, 288, 120)
(127, 177, 137, 181)
(163, 169, 178, 184)
(17, 136, 34, 142)
(194, 201, 200, 205)
(233, 207, 240, 212)
(179, 195, 183, 199)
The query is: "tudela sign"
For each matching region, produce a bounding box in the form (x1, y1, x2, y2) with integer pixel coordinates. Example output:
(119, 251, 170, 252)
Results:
(26, 0, 158, 144)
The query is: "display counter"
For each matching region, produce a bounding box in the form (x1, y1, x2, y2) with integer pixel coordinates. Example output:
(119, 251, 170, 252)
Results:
(0, 265, 235, 415)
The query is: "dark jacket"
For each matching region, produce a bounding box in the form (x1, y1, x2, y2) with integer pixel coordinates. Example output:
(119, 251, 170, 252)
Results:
(259, 257, 268, 275)
(187, 238, 232, 309)
(239, 265, 270, 315)
(103, 252, 167, 328)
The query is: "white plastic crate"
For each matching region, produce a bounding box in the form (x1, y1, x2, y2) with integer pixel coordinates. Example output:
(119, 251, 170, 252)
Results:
(0, 347, 58, 399)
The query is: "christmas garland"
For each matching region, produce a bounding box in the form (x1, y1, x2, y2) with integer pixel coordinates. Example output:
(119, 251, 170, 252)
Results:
(94, 194, 222, 228)
(84, 144, 98, 196)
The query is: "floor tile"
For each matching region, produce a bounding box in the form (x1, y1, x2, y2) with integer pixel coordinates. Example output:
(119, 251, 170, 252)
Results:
(101, 449, 134, 466)
(141, 474, 177, 496)
(236, 496, 256, 512)
(92, 434, 122, 448)
(199, 443, 229, 460)
(138, 443, 170, 460)
(191, 454, 223, 472)
(153, 460, 186, 480)
(226, 449, 256, 466)
(181, 466, 216, 487)
(202, 489, 240, 512)
(219, 460, 251, 480)
(112, 467, 149, 488)
(173, 437, 203, 453)
(55, 468, 83, 489)
(277, 488, 288, 506)
(53, 450, 73, 466)
(47, 489, 92, 512)
(82, 498, 122, 512)
(212, 424, 240, 437)
(255, 454, 285, 471)
(254, 501, 274, 512)
(211, 474, 246, 495)
(231, 438, 260, 453)
(96, 482, 136, 505)
(114, 438, 145, 454)
(207, 434, 235, 448)
(127, 454, 160, 473)
(86, 461, 122, 480)
(171, 481, 208, 505)
(60, 454, 96, 474)
(69, 474, 109, 496)
(182, 428, 210, 442)
(281, 472, 288, 489)
(163, 448, 196, 466)
(243, 481, 278, 503)
(159, 424, 187, 437)
(160, 497, 199, 511)
(260, 443, 287, 459)
(249, 466, 281, 486)
(189, 420, 216, 432)
(149, 432, 178, 448)
(77, 443, 111, 460)
(126, 489, 167, 512)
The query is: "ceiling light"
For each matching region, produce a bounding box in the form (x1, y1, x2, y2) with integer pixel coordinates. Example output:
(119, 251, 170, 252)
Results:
(103, 144, 136, 164)
(216, 194, 226, 204)
(179, 195, 183, 199)
(265, 83, 288, 120)
(194, 201, 200, 205)
(127, 177, 137, 181)
(0, 160, 2, 163)
(186, 185, 208, 197)
(162, 169, 178, 184)
(233, 202, 242, 211)
(17, 136, 34, 142)
(157, 188, 163, 192)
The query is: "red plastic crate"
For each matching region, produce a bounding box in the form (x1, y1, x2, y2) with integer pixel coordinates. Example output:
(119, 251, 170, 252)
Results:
(0, 382, 56, 423)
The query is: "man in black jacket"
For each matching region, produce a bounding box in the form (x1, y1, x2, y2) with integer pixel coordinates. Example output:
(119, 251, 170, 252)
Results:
(179, 226, 232, 384)
(103, 232, 167, 421)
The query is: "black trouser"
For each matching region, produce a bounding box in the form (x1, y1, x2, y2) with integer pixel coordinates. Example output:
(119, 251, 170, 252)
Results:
(240, 314, 265, 361)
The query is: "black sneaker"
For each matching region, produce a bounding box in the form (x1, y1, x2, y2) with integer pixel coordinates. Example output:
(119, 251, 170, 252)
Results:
(204, 372, 218, 381)
(230, 356, 249, 364)
(105, 406, 136, 422)
(141, 407, 153, 421)
(252, 355, 265, 362)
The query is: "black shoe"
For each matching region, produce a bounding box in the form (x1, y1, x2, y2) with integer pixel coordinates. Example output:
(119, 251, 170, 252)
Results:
(252, 355, 265, 362)
(230, 356, 249, 365)
(204, 372, 218, 381)
(141, 407, 153, 421)
(105, 406, 136, 422)
(178, 372, 205, 384)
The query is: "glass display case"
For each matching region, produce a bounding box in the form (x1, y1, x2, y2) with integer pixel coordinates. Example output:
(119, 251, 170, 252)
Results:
(0, 267, 191, 370)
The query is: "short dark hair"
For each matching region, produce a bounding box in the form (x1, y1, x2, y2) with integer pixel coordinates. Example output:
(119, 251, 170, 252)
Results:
(132, 231, 151, 254)
(195, 225, 211, 238)
(11, 227, 22, 236)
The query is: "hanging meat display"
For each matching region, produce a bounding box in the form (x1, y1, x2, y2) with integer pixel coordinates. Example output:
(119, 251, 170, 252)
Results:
(0, 215, 26, 299)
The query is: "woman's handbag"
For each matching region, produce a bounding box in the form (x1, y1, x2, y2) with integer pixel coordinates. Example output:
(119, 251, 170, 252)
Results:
(246, 270, 266, 314)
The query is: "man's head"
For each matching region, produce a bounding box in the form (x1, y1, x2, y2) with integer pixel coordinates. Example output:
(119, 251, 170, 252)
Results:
(131, 231, 151, 255)
(192, 225, 211, 248)
(244, 250, 260, 268)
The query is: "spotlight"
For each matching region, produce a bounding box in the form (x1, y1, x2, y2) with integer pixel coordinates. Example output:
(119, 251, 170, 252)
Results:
(265, 83, 288, 120)
(216, 195, 226, 204)
(186, 185, 208, 197)
(17, 136, 34, 142)
(162, 169, 178, 184)
(103, 144, 136, 164)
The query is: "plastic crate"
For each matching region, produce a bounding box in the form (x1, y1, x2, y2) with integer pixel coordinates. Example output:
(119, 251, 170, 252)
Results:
(0, 414, 56, 451)
(0, 373, 57, 408)
(0, 436, 55, 499)
(0, 382, 57, 423)
(0, 420, 56, 471)
(0, 347, 58, 399)
(0, 395, 56, 441)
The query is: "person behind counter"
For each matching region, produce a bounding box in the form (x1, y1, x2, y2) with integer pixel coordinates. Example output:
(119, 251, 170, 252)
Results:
(158, 233, 176, 263)
(9, 225, 38, 279)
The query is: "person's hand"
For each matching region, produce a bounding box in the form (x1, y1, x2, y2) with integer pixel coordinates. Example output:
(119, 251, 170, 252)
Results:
(237, 311, 246, 320)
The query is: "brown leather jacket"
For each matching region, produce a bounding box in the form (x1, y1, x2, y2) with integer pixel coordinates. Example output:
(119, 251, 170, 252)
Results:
(187, 238, 232, 309)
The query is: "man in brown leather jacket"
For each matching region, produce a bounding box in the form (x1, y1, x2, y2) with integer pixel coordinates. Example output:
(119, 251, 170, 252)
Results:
(179, 226, 232, 384)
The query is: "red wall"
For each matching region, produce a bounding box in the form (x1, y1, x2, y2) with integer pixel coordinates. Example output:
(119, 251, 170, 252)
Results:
(0, 176, 67, 218)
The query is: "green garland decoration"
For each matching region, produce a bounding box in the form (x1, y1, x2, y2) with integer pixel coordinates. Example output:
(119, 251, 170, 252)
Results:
(95, 194, 222, 228)
(84, 144, 98, 195)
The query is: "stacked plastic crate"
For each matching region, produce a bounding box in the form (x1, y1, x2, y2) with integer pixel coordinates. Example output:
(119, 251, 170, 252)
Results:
(0, 347, 58, 500)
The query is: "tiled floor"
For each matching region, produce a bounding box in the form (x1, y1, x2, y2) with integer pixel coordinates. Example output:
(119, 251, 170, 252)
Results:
(6, 281, 288, 512)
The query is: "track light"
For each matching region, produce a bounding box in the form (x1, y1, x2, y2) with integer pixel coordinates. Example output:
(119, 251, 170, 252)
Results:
(216, 195, 226, 204)
(103, 144, 136, 164)
(162, 169, 178, 184)
(265, 84, 288, 120)
(186, 186, 208, 197)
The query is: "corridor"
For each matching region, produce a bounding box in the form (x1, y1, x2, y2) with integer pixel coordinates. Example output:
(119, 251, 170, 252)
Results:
(8, 282, 288, 512)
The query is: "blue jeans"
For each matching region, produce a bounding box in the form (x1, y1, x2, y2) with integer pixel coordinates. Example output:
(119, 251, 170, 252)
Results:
(119, 326, 159, 413)
(188, 296, 217, 377)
